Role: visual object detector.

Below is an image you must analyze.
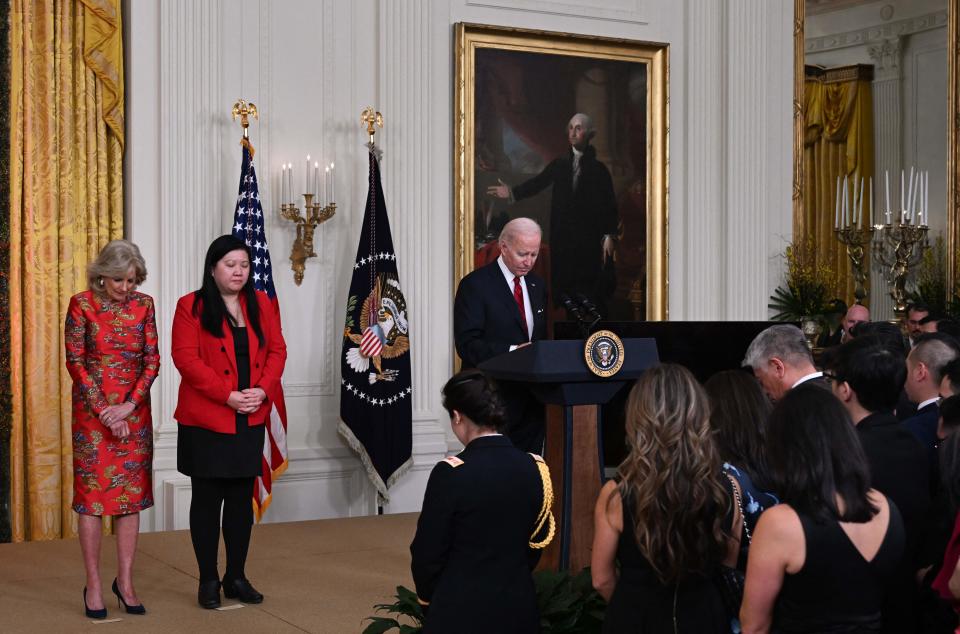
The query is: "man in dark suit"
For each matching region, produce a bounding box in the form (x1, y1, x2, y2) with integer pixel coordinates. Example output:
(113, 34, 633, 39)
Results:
(826, 336, 931, 633)
(454, 218, 547, 451)
(742, 324, 827, 402)
(486, 113, 618, 311)
(904, 333, 959, 450)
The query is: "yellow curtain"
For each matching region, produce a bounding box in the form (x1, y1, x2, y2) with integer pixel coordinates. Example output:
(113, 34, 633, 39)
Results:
(801, 67, 875, 305)
(9, 0, 123, 542)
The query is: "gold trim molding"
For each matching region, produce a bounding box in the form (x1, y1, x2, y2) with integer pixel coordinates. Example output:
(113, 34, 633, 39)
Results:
(453, 23, 669, 321)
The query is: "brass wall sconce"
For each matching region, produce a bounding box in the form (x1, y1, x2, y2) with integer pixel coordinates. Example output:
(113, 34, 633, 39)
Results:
(279, 159, 336, 285)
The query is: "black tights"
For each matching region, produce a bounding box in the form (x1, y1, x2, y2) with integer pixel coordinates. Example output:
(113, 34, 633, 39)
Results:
(189, 476, 255, 584)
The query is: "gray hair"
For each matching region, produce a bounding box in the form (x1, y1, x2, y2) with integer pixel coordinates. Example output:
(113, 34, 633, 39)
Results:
(498, 217, 542, 247)
(569, 113, 596, 138)
(88, 239, 147, 294)
(742, 324, 813, 369)
(911, 335, 959, 383)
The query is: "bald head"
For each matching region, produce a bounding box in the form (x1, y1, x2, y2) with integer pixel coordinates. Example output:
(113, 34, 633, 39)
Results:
(841, 304, 870, 343)
(499, 217, 541, 246)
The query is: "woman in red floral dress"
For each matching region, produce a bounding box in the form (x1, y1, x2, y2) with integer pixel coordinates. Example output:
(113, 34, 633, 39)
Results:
(65, 239, 159, 619)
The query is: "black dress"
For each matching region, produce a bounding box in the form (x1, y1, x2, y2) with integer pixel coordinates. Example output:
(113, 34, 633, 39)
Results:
(773, 499, 905, 633)
(602, 482, 732, 633)
(177, 326, 264, 478)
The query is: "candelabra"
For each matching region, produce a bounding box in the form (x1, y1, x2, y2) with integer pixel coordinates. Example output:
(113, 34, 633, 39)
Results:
(872, 222, 929, 320)
(280, 195, 336, 286)
(834, 226, 874, 305)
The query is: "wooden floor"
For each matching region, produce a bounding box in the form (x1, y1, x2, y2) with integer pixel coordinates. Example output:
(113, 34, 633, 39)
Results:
(0, 513, 419, 633)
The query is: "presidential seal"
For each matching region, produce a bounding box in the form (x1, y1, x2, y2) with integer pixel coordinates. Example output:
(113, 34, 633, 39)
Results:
(584, 330, 625, 377)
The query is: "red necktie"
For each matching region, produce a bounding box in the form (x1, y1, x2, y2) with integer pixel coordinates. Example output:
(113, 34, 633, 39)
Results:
(513, 276, 528, 338)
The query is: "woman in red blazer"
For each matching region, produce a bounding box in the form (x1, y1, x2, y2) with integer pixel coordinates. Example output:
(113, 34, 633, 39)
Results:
(172, 235, 286, 609)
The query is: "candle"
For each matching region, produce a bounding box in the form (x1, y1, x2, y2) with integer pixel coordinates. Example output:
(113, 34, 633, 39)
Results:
(304, 155, 311, 195)
(869, 176, 873, 226)
(924, 170, 929, 226)
(330, 162, 336, 202)
(842, 176, 849, 228)
(281, 164, 287, 205)
(857, 177, 864, 228)
(884, 170, 890, 220)
(901, 169, 905, 221)
(279, 165, 285, 205)
(314, 162, 320, 199)
(909, 170, 920, 221)
(324, 167, 330, 206)
(906, 166, 915, 218)
(835, 175, 841, 229)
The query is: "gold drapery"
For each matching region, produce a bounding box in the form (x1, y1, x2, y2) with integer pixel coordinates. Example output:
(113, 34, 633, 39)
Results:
(9, 0, 124, 541)
(801, 64, 875, 305)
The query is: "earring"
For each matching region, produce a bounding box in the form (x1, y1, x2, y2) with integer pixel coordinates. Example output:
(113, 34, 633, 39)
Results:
(98, 278, 104, 287)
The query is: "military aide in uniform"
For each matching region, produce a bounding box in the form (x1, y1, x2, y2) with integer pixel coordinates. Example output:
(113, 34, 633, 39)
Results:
(410, 370, 555, 633)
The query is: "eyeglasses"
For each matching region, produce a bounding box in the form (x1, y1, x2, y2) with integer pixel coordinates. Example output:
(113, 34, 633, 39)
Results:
(821, 372, 843, 384)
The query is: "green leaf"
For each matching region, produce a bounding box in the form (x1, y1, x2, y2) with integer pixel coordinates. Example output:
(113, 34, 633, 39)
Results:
(362, 616, 402, 634)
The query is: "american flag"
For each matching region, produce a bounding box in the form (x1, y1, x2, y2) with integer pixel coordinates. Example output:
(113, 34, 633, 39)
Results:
(233, 138, 289, 521)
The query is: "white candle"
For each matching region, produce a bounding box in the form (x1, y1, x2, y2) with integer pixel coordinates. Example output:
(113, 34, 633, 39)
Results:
(901, 169, 905, 220)
(884, 170, 890, 220)
(287, 164, 293, 204)
(909, 170, 920, 221)
(305, 155, 311, 195)
(906, 166, 915, 218)
(314, 162, 320, 199)
(281, 164, 287, 205)
(924, 171, 929, 226)
(324, 167, 330, 206)
(858, 177, 864, 228)
(869, 177, 873, 226)
(842, 176, 849, 227)
(835, 175, 841, 229)
(330, 162, 336, 202)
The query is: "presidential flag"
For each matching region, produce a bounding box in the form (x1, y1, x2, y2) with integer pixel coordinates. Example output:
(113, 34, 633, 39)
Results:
(339, 148, 412, 499)
(232, 138, 289, 520)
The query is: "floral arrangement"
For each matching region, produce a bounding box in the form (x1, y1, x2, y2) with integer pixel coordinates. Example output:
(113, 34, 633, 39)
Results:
(768, 238, 839, 323)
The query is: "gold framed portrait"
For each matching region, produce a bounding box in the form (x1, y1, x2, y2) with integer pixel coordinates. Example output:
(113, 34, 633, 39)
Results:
(453, 23, 669, 325)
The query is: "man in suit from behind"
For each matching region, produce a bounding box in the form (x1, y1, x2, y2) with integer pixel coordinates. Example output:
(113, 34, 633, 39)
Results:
(903, 333, 959, 450)
(454, 217, 547, 451)
(742, 324, 826, 402)
(826, 337, 930, 633)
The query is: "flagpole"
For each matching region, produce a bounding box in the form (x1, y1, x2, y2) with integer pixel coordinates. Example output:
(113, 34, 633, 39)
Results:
(360, 106, 384, 147)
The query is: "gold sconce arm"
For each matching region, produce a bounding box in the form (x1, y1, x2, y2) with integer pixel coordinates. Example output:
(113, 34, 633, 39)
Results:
(280, 195, 336, 285)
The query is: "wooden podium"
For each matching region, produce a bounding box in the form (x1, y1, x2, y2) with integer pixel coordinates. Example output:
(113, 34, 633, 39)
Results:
(479, 338, 659, 571)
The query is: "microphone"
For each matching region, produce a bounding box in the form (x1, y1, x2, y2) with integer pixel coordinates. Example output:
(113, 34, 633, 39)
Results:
(575, 293, 602, 323)
(560, 294, 584, 321)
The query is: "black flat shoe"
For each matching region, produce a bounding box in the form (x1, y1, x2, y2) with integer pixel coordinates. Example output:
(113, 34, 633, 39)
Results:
(222, 577, 263, 604)
(83, 587, 107, 619)
(112, 578, 146, 615)
(197, 580, 221, 609)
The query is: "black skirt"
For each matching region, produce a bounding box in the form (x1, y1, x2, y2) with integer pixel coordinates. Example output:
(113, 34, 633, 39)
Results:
(177, 326, 264, 479)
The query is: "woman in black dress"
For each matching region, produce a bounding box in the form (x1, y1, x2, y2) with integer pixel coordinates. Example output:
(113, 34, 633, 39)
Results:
(591, 363, 741, 633)
(410, 369, 554, 633)
(172, 235, 287, 609)
(740, 385, 905, 633)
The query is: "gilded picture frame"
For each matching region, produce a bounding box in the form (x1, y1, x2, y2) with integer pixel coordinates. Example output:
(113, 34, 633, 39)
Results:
(453, 23, 669, 324)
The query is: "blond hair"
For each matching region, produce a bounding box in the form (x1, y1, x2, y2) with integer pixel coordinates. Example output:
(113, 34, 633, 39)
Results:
(88, 239, 147, 295)
(613, 364, 731, 584)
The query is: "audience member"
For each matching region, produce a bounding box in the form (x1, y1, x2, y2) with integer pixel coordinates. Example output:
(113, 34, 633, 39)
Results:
(592, 364, 738, 632)
(740, 386, 905, 634)
(906, 303, 932, 346)
(941, 358, 960, 400)
(840, 303, 870, 344)
(704, 370, 779, 543)
(930, 398, 960, 626)
(742, 325, 826, 402)
(825, 337, 931, 632)
(904, 334, 959, 450)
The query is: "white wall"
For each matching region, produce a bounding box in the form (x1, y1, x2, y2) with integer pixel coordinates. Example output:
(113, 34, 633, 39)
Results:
(125, 0, 793, 531)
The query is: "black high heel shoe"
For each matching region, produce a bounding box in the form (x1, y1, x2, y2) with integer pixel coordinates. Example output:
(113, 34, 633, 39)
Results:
(83, 587, 107, 619)
(112, 578, 146, 615)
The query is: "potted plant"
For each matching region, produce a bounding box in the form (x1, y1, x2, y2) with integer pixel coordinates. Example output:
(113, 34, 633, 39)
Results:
(363, 569, 605, 634)
(768, 238, 839, 348)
